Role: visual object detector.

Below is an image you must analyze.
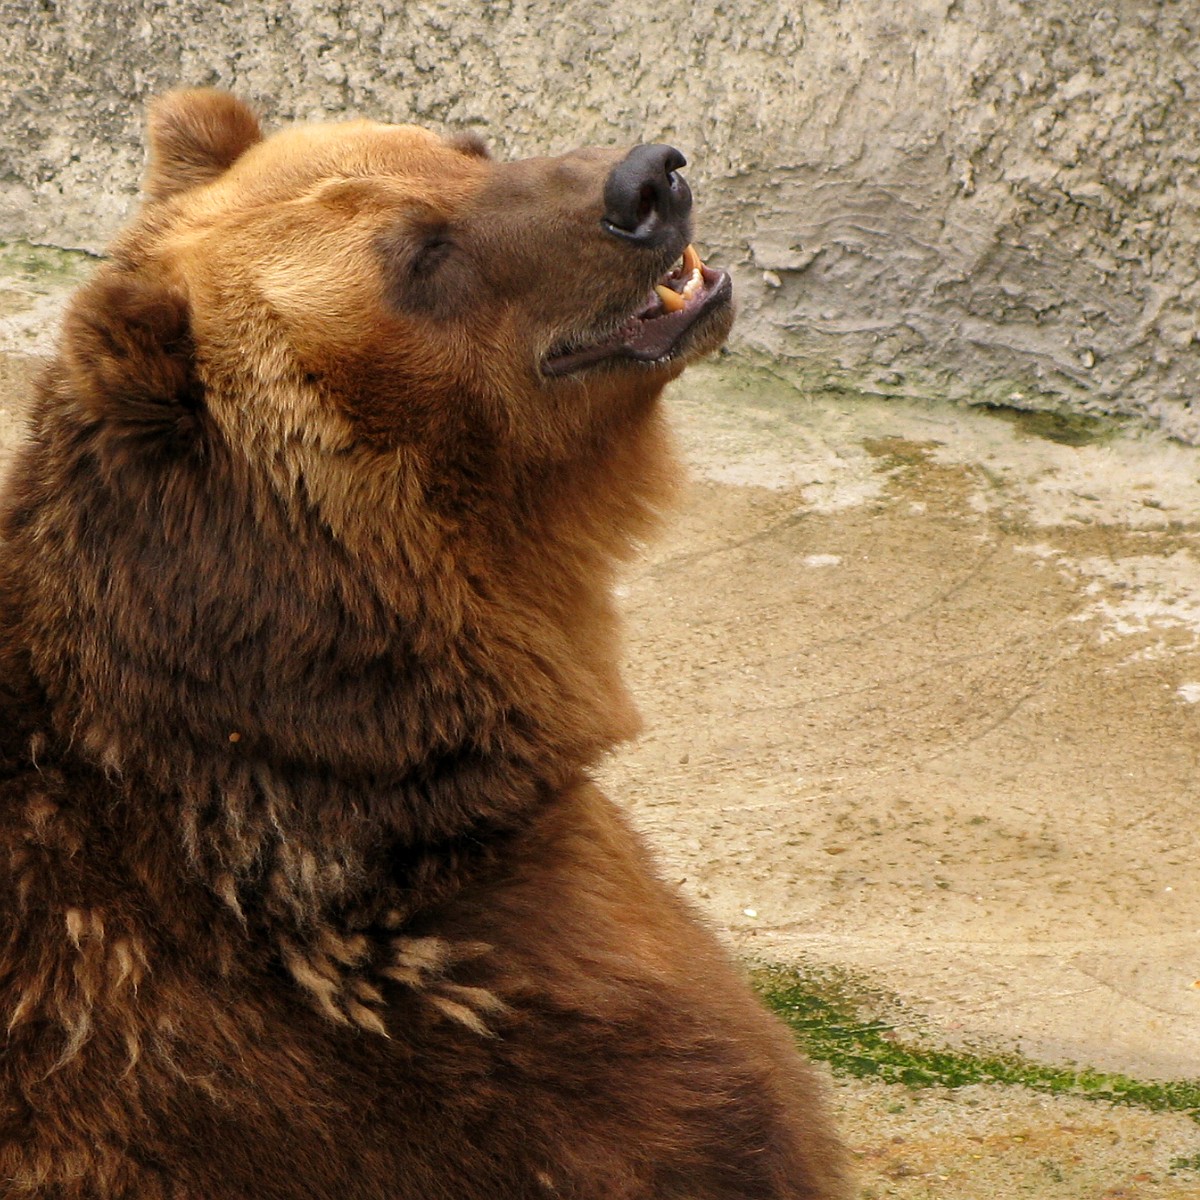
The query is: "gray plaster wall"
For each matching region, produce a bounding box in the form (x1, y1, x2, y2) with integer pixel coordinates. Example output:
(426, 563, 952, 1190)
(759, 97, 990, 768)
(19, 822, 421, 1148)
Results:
(4, 0, 1200, 437)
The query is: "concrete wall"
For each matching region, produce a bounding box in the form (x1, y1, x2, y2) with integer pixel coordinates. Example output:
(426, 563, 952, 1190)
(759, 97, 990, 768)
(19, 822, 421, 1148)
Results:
(5, 0, 1200, 437)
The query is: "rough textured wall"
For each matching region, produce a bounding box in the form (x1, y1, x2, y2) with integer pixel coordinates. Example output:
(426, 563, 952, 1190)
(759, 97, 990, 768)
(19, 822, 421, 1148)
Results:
(4, 0, 1200, 436)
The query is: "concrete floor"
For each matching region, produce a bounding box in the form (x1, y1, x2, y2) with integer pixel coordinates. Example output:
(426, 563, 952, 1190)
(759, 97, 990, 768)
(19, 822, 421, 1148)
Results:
(3, 253, 1199, 1197)
(610, 359, 1200, 1084)
(606, 360, 1200, 1196)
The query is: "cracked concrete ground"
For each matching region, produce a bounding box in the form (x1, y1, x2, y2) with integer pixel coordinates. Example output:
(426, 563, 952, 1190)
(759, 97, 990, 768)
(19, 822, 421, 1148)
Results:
(2, 254, 1199, 1197)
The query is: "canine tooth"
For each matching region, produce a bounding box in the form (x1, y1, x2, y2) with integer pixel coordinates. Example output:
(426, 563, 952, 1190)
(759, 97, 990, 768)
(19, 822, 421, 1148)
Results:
(682, 244, 703, 274)
(655, 284, 686, 313)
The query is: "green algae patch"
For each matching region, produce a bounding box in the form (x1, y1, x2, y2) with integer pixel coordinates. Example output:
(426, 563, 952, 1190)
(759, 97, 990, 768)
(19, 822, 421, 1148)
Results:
(751, 964, 1200, 1122)
(971, 401, 1117, 447)
(0, 240, 96, 324)
(0, 240, 96, 292)
(699, 349, 1135, 448)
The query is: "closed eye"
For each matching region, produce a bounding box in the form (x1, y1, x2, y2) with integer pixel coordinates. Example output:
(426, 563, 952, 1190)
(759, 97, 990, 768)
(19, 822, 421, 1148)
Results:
(376, 220, 468, 317)
(413, 233, 453, 278)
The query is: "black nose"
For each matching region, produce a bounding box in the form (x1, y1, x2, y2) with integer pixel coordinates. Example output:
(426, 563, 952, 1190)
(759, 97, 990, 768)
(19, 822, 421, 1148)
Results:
(602, 144, 693, 247)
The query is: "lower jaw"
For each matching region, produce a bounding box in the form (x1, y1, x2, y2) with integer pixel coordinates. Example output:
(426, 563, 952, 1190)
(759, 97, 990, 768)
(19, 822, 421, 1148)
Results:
(543, 269, 733, 380)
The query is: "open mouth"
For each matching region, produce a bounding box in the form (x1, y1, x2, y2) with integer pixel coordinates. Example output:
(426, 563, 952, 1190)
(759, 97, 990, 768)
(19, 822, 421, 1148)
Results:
(543, 245, 733, 378)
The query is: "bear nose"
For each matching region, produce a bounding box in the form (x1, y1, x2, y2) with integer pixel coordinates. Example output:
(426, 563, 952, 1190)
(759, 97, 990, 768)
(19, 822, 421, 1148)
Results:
(602, 144, 693, 247)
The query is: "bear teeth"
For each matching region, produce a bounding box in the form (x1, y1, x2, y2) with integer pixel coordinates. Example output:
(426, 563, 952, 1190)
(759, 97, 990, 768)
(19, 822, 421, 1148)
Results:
(655, 284, 687, 313)
(653, 245, 706, 315)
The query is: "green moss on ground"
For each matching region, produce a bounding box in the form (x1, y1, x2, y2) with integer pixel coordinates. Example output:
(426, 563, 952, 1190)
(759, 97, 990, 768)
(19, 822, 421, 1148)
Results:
(971, 401, 1116, 447)
(752, 964, 1200, 1123)
(698, 350, 1131, 447)
(0, 240, 95, 293)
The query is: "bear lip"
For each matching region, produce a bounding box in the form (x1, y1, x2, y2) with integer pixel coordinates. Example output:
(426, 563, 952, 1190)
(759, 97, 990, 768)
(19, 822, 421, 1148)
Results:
(542, 254, 733, 378)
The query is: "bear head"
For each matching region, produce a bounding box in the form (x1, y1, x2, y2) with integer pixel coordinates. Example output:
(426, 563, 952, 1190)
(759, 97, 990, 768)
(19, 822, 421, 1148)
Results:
(1, 90, 733, 926)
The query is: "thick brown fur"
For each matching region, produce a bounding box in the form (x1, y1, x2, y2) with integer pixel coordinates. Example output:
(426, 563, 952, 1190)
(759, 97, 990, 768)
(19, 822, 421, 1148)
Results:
(0, 91, 849, 1198)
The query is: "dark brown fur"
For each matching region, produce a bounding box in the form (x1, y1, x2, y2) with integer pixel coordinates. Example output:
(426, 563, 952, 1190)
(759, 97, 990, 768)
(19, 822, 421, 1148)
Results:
(0, 91, 849, 1198)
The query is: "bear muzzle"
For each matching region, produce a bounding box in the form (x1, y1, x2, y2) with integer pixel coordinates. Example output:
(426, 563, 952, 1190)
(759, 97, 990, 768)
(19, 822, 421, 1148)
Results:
(542, 241, 733, 378)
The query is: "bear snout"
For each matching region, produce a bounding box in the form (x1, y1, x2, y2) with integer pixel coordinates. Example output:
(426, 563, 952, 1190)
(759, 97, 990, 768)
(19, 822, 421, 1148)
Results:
(601, 144, 694, 252)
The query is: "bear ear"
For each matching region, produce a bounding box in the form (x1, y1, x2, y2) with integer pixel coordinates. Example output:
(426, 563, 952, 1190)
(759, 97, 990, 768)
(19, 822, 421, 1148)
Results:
(145, 89, 262, 201)
(62, 269, 204, 452)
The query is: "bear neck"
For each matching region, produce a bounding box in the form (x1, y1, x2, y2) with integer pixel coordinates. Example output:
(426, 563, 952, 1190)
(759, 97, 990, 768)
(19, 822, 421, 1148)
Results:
(0, 373, 673, 931)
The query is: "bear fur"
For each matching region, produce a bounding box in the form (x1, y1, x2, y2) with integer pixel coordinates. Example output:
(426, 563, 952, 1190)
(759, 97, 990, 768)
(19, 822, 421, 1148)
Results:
(0, 91, 848, 1198)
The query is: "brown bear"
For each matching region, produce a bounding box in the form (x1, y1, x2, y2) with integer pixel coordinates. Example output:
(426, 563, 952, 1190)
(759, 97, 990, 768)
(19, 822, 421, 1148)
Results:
(0, 90, 848, 1199)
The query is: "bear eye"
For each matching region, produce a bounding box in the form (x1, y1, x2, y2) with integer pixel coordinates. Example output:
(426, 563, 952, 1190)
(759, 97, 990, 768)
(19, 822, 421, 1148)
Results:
(412, 232, 453, 278)
(376, 222, 462, 315)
